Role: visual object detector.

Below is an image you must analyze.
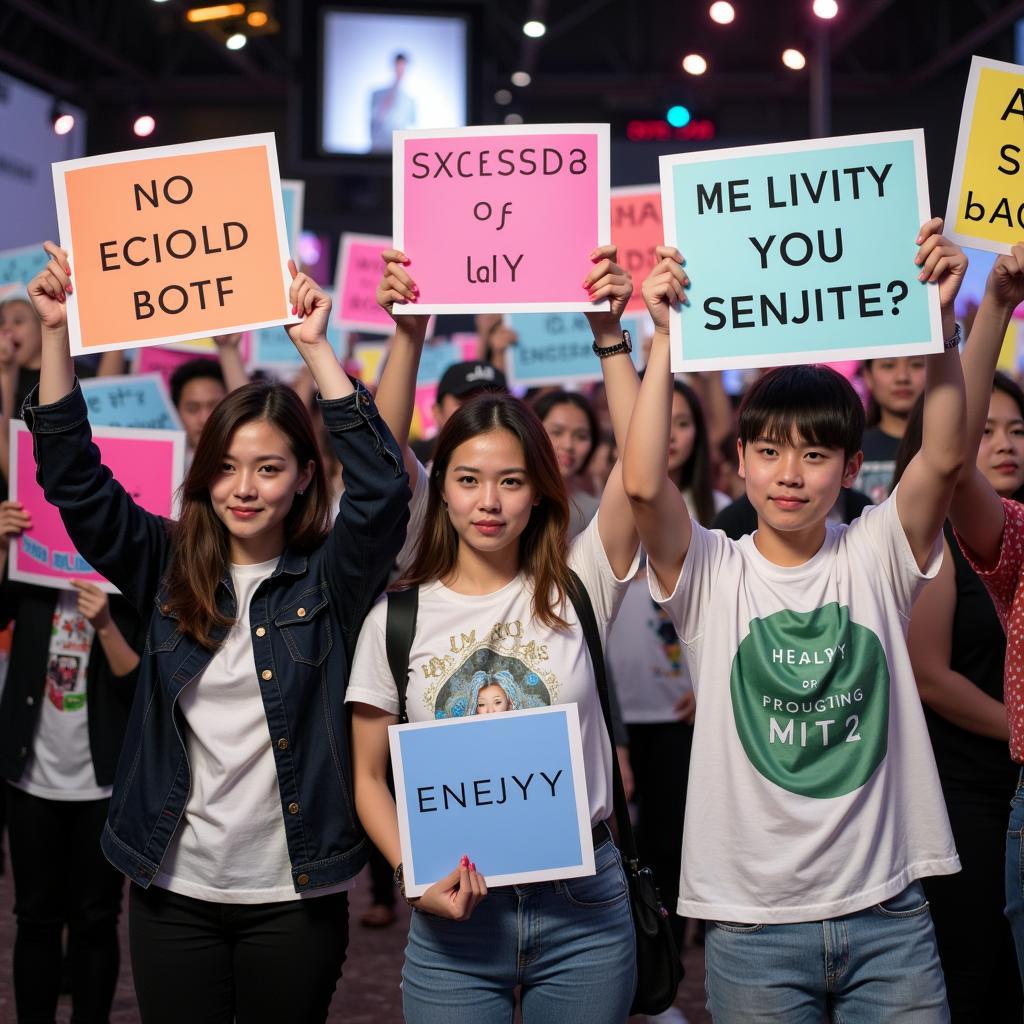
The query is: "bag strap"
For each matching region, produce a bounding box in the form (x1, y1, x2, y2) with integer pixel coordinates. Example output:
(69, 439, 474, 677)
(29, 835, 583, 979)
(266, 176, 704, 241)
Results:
(385, 586, 419, 724)
(565, 570, 639, 866)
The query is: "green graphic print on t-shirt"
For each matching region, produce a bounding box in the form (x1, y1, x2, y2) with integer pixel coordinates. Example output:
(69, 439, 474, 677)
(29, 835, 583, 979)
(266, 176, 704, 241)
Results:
(730, 602, 889, 798)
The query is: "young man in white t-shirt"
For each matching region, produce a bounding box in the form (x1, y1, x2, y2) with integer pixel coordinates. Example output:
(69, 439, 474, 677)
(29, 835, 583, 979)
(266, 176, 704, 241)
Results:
(622, 222, 967, 1022)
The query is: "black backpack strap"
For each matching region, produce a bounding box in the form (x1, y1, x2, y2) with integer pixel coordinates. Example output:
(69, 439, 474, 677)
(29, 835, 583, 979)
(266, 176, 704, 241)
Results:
(565, 570, 639, 865)
(384, 586, 419, 724)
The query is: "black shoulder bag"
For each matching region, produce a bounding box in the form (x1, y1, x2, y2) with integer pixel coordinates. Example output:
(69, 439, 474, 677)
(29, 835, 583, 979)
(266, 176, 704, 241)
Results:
(385, 576, 683, 1015)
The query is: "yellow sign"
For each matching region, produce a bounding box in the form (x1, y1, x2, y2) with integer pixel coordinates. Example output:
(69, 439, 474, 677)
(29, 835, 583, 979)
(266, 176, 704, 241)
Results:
(947, 56, 1024, 254)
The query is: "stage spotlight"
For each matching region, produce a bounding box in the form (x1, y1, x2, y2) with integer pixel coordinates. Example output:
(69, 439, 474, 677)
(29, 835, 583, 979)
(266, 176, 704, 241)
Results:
(812, 0, 839, 19)
(247, 10, 268, 27)
(782, 48, 806, 70)
(495, 89, 513, 105)
(52, 112, 75, 135)
(709, 2, 735, 25)
(226, 32, 247, 50)
(511, 71, 532, 87)
(523, 20, 546, 38)
(666, 105, 691, 128)
(186, 4, 245, 22)
(133, 115, 156, 137)
(682, 53, 708, 75)
(504, 113, 524, 125)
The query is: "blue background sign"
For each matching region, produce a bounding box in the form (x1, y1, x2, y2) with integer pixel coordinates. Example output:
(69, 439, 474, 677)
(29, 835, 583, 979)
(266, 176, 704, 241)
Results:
(81, 374, 181, 431)
(391, 705, 592, 894)
(0, 244, 49, 289)
(248, 289, 346, 369)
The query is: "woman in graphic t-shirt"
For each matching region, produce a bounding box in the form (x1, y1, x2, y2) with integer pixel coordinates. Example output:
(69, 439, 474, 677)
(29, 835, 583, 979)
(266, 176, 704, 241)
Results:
(347, 246, 642, 1022)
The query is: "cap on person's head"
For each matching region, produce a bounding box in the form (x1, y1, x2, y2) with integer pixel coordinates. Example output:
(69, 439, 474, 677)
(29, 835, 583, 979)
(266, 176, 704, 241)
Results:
(436, 361, 508, 403)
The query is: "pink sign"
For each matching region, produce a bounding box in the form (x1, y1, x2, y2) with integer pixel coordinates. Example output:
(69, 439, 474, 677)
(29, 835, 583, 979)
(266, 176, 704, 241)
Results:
(9, 422, 186, 593)
(134, 345, 217, 388)
(393, 125, 611, 314)
(610, 186, 663, 315)
(333, 233, 394, 334)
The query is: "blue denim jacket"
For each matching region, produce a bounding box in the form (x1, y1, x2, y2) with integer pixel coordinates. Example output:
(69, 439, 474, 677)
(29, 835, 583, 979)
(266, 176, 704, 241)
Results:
(24, 381, 410, 893)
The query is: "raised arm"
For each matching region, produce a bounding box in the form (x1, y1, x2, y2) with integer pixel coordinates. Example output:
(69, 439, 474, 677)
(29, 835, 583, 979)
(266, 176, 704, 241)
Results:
(949, 245, 1024, 567)
(213, 332, 250, 392)
(622, 247, 692, 596)
(374, 250, 429, 479)
(27, 243, 170, 610)
(583, 245, 641, 579)
(894, 219, 967, 571)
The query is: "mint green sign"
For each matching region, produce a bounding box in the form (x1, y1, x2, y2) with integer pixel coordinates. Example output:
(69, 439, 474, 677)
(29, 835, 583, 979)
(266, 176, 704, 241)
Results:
(730, 603, 889, 798)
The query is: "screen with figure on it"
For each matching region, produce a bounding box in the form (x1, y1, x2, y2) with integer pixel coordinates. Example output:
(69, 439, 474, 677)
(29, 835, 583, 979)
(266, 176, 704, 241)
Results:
(320, 8, 469, 156)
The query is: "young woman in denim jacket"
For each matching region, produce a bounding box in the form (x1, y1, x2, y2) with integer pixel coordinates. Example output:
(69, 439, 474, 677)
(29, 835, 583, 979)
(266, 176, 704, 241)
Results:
(25, 243, 411, 1024)
(346, 247, 642, 1023)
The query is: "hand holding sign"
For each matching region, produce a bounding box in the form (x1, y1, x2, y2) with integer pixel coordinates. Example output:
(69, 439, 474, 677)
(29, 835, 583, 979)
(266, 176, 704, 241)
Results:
(641, 247, 690, 335)
(914, 218, 967, 334)
(582, 245, 634, 339)
(28, 242, 72, 330)
(985, 242, 1024, 313)
(285, 260, 332, 351)
(0, 501, 32, 542)
(376, 250, 429, 341)
(411, 854, 489, 921)
(70, 579, 111, 630)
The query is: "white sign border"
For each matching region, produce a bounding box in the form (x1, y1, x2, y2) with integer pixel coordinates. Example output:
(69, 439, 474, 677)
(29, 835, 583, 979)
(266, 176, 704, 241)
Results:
(659, 128, 943, 373)
(52, 132, 301, 356)
(392, 123, 612, 316)
(389, 702, 595, 897)
(8, 419, 186, 593)
(944, 55, 1024, 256)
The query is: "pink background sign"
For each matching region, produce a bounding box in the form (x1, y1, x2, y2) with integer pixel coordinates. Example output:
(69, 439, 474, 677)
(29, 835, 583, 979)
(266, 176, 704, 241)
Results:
(610, 186, 663, 315)
(393, 125, 610, 314)
(333, 233, 395, 334)
(9, 423, 185, 593)
(134, 344, 217, 388)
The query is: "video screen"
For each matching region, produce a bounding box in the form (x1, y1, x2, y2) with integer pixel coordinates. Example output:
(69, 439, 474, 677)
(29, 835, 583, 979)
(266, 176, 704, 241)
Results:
(320, 8, 469, 157)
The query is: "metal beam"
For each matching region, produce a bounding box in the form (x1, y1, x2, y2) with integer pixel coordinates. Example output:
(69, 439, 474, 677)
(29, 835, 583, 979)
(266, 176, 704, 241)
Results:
(0, 45, 80, 98)
(831, 0, 897, 58)
(908, 0, 1024, 87)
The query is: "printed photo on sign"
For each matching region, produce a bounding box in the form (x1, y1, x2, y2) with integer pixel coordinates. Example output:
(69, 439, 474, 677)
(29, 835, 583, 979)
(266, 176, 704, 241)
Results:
(8, 421, 185, 593)
(52, 133, 299, 355)
(392, 124, 611, 315)
(660, 130, 942, 371)
(945, 55, 1024, 254)
(81, 372, 182, 430)
(506, 312, 645, 387)
(610, 185, 663, 315)
(390, 704, 594, 897)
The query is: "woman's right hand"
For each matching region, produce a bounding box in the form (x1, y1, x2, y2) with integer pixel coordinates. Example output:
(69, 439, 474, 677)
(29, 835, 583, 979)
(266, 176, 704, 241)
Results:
(28, 242, 72, 331)
(0, 500, 32, 541)
(409, 855, 488, 921)
(641, 246, 689, 335)
(376, 250, 429, 342)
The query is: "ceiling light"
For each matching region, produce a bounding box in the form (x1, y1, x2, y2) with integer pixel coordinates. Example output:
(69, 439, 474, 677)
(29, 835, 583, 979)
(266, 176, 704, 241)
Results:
(523, 20, 546, 38)
(682, 54, 708, 75)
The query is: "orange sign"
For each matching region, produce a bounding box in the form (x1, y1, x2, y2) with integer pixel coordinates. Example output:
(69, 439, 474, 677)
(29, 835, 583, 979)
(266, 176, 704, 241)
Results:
(610, 185, 663, 314)
(53, 133, 297, 355)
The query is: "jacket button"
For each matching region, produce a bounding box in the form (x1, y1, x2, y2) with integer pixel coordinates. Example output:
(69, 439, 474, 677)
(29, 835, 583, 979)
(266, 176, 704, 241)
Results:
(255, 626, 266, 638)
(288, 801, 299, 814)
(261, 669, 273, 681)
(161, 604, 170, 615)
(297, 607, 306, 617)
(277, 737, 289, 751)
(25, 696, 34, 706)
(297, 873, 309, 885)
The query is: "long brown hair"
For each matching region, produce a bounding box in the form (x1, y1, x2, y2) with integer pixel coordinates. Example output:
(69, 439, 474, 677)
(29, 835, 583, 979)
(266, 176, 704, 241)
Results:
(669, 380, 717, 527)
(398, 394, 573, 629)
(164, 380, 332, 648)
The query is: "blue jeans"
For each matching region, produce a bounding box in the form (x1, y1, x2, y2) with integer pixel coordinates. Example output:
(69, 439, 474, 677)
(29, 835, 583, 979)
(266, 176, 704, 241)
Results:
(704, 881, 949, 1023)
(1007, 769, 1024, 983)
(401, 838, 636, 1023)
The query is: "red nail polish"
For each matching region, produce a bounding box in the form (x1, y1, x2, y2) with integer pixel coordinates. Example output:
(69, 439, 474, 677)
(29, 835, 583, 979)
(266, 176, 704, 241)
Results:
(461, 854, 469, 867)
(291, 305, 297, 315)
(470, 862, 477, 872)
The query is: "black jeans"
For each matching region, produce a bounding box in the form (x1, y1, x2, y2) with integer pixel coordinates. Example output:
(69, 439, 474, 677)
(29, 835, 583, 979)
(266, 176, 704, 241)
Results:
(128, 884, 349, 1024)
(6, 784, 124, 1024)
(923, 779, 1023, 1023)
(627, 720, 693, 950)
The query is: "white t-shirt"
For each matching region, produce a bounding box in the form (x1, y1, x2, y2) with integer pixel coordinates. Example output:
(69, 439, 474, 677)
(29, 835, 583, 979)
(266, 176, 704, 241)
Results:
(608, 571, 691, 723)
(156, 558, 352, 904)
(15, 591, 109, 801)
(347, 515, 639, 826)
(653, 491, 958, 924)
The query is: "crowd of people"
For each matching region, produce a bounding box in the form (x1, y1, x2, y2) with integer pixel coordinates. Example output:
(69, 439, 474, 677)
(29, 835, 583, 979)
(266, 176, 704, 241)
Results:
(0, 219, 1021, 1024)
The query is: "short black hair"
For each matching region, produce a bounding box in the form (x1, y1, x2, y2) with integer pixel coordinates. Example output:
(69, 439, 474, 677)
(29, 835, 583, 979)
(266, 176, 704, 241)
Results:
(739, 365, 865, 459)
(169, 358, 226, 409)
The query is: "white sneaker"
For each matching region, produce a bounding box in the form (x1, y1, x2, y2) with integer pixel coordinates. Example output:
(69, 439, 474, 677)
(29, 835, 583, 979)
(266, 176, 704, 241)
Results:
(645, 1008, 689, 1024)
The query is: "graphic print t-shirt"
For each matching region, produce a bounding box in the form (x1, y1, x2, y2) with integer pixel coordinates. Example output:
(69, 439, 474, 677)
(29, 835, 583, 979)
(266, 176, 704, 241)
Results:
(348, 516, 638, 826)
(652, 490, 958, 923)
(16, 591, 108, 801)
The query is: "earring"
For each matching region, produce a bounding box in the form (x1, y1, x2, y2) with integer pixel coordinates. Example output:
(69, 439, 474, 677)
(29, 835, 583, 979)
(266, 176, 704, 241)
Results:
(297, 489, 305, 496)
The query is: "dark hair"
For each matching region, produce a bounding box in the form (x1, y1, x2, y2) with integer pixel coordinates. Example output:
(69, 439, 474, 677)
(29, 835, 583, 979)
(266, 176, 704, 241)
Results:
(994, 370, 1024, 423)
(670, 380, 716, 527)
(398, 393, 572, 629)
(531, 390, 599, 475)
(739, 365, 865, 459)
(170, 358, 226, 409)
(861, 359, 881, 428)
(164, 380, 331, 648)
